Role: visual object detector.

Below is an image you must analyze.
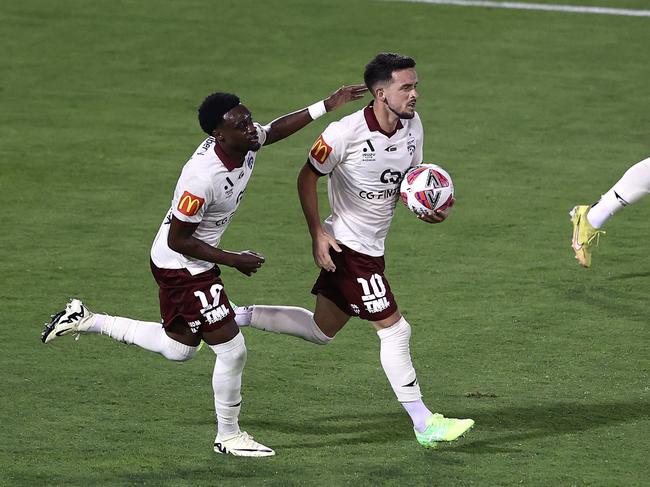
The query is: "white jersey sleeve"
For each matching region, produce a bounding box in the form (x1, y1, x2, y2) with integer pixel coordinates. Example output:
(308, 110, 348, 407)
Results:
(170, 170, 214, 224)
(307, 122, 346, 174)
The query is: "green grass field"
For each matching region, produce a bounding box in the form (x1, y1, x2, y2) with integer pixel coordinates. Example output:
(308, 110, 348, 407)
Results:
(1, 0, 649, 485)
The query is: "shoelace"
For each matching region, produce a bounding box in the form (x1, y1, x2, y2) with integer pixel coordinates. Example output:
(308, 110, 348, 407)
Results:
(585, 229, 606, 247)
(239, 433, 258, 445)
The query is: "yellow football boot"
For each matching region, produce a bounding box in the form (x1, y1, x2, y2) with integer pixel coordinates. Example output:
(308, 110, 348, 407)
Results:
(570, 205, 605, 268)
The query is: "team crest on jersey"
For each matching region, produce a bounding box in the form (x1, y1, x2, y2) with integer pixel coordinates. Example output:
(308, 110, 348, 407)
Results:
(177, 191, 205, 216)
(407, 135, 416, 156)
(310, 135, 332, 164)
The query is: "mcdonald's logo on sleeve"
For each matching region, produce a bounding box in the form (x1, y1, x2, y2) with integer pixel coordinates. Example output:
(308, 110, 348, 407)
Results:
(177, 191, 205, 217)
(310, 135, 333, 164)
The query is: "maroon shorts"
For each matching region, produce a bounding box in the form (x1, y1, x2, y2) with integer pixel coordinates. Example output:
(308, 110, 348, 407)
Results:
(150, 261, 235, 333)
(311, 245, 398, 321)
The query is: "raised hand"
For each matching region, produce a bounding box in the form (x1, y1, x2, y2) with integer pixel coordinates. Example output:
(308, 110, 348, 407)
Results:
(324, 84, 368, 112)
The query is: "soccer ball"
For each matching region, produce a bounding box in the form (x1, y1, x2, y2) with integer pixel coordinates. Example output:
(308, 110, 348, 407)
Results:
(400, 163, 454, 218)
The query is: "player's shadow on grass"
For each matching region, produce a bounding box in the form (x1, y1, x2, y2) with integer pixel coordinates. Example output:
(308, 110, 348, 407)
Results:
(448, 398, 650, 454)
(246, 412, 407, 449)
(557, 282, 646, 320)
(245, 398, 649, 452)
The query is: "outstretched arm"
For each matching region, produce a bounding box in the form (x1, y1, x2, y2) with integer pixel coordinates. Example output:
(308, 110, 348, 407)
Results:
(263, 84, 367, 146)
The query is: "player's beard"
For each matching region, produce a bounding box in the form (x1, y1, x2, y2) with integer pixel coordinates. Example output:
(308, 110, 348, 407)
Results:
(387, 100, 415, 120)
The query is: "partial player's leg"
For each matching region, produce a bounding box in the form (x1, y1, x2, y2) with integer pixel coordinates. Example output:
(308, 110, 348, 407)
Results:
(570, 156, 650, 267)
(233, 300, 337, 344)
(372, 310, 474, 448)
(41, 299, 198, 361)
(233, 249, 352, 342)
(313, 293, 351, 337)
(202, 320, 275, 457)
(312, 244, 474, 447)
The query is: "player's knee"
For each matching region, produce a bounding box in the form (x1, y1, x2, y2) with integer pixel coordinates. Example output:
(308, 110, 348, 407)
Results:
(161, 334, 199, 362)
(309, 315, 335, 345)
(209, 332, 247, 367)
(229, 340, 247, 364)
(166, 347, 198, 362)
(376, 317, 412, 344)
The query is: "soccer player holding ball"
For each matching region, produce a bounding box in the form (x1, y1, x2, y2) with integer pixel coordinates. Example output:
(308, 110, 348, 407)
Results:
(41, 83, 366, 457)
(237, 53, 474, 448)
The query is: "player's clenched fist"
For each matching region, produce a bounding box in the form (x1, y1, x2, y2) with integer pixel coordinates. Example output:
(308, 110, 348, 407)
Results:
(232, 250, 266, 276)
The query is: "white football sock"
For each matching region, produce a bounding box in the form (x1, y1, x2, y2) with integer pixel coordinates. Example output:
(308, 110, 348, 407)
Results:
(588, 157, 650, 228)
(90, 314, 197, 361)
(248, 305, 333, 345)
(402, 400, 434, 433)
(376, 317, 423, 403)
(377, 318, 434, 431)
(234, 306, 253, 327)
(210, 333, 246, 438)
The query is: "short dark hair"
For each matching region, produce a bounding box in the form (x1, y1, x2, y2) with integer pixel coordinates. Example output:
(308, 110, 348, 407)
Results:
(363, 53, 416, 91)
(198, 92, 240, 135)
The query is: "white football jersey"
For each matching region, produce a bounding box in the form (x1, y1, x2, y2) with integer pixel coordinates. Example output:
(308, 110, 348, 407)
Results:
(308, 104, 423, 256)
(150, 124, 267, 275)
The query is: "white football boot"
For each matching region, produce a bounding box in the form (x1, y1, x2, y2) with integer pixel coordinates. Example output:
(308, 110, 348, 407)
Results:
(41, 299, 94, 344)
(214, 431, 275, 457)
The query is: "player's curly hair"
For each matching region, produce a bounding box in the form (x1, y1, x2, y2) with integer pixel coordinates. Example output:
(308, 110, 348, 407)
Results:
(363, 53, 416, 91)
(198, 92, 241, 135)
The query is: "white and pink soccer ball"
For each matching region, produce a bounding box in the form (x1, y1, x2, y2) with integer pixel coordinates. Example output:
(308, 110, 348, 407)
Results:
(400, 163, 454, 218)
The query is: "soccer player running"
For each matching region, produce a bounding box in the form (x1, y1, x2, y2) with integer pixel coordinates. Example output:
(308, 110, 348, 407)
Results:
(236, 53, 474, 448)
(40, 84, 367, 457)
(571, 156, 650, 267)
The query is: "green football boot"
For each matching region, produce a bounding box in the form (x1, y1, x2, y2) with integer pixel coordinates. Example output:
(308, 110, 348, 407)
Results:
(415, 413, 475, 448)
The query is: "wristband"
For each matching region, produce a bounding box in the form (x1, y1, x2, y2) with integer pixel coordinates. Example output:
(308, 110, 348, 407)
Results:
(307, 100, 327, 120)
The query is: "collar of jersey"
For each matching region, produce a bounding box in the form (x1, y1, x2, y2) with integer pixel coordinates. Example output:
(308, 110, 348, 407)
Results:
(214, 142, 245, 172)
(363, 102, 404, 138)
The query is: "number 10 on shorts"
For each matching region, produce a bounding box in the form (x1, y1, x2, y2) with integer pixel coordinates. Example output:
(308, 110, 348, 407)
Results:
(356, 274, 390, 314)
